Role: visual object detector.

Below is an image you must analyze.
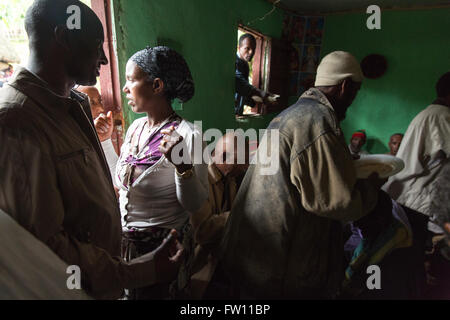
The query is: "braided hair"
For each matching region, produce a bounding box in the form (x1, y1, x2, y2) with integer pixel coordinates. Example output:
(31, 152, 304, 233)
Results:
(130, 46, 195, 103)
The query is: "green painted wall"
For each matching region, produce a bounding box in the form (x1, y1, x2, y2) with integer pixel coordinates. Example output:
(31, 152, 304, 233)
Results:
(321, 8, 450, 154)
(112, 0, 283, 135)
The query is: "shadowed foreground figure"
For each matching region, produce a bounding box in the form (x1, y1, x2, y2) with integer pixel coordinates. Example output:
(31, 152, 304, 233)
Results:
(220, 51, 380, 299)
(384, 71, 450, 299)
(0, 0, 182, 299)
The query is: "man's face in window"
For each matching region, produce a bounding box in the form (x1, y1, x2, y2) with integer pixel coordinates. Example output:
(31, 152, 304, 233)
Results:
(239, 38, 256, 62)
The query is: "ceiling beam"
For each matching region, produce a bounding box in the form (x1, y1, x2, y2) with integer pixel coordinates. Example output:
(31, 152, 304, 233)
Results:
(267, 0, 450, 15)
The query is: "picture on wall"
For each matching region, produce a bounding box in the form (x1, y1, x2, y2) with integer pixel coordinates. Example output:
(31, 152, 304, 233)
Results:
(301, 45, 321, 73)
(289, 43, 302, 72)
(288, 16, 306, 43)
(281, 14, 291, 40)
(305, 16, 324, 45)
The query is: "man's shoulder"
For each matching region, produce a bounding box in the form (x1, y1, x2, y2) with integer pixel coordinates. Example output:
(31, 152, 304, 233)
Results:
(408, 104, 450, 131)
(268, 97, 339, 156)
(235, 55, 248, 70)
(0, 84, 27, 108)
(270, 96, 335, 132)
(0, 85, 32, 126)
(416, 103, 449, 119)
(426, 104, 450, 119)
(0, 85, 47, 137)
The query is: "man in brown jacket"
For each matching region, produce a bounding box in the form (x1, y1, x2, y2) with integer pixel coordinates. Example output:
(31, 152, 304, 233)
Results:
(220, 51, 379, 299)
(190, 132, 249, 298)
(0, 0, 182, 299)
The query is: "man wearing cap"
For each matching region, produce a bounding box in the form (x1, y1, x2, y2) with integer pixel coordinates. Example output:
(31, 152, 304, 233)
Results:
(220, 51, 379, 299)
(349, 129, 369, 159)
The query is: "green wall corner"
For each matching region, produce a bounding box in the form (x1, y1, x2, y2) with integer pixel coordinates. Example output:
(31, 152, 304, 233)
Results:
(321, 8, 450, 154)
(112, 0, 283, 138)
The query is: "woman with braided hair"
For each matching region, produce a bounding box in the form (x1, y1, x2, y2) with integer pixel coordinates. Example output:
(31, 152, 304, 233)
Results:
(98, 46, 208, 299)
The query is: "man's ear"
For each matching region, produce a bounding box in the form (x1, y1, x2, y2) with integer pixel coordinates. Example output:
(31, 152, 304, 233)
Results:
(340, 78, 351, 95)
(54, 25, 70, 51)
(153, 78, 165, 94)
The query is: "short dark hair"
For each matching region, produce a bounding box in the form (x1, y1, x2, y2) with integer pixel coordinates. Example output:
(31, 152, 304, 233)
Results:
(238, 33, 256, 47)
(436, 71, 450, 98)
(130, 46, 195, 103)
(391, 133, 404, 138)
(25, 0, 102, 49)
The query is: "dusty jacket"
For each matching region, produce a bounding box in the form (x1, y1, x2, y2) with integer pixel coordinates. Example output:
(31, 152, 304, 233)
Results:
(0, 67, 157, 299)
(220, 88, 377, 298)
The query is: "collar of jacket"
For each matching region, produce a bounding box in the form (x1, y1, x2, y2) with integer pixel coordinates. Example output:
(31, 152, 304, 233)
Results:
(300, 87, 335, 112)
(7, 66, 91, 117)
(298, 87, 342, 136)
(7, 66, 111, 181)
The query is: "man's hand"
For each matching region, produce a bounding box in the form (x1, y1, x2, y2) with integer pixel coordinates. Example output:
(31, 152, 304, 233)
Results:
(94, 111, 114, 142)
(159, 126, 193, 174)
(153, 229, 185, 283)
(249, 88, 267, 102)
(263, 93, 280, 106)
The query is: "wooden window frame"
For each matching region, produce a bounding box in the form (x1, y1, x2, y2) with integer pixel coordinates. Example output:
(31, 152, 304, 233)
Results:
(237, 25, 269, 116)
(91, 0, 124, 152)
(237, 25, 289, 116)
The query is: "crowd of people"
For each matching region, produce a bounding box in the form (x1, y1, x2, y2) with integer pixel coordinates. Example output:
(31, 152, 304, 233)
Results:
(0, 0, 448, 300)
(0, 64, 14, 88)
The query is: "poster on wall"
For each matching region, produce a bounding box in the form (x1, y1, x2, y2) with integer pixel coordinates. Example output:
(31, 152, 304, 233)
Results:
(301, 44, 321, 73)
(305, 16, 324, 45)
(288, 16, 306, 43)
(289, 43, 302, 72)
(284, 13, 324, 100)
(282, 14, 291, 39)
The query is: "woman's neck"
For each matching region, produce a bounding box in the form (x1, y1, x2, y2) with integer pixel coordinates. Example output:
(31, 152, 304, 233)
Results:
(146, 100, 174, 127)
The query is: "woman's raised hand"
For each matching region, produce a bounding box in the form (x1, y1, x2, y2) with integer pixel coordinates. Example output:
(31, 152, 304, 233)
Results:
(94, 111, 114, 142)
(159, 126, 192, 174)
